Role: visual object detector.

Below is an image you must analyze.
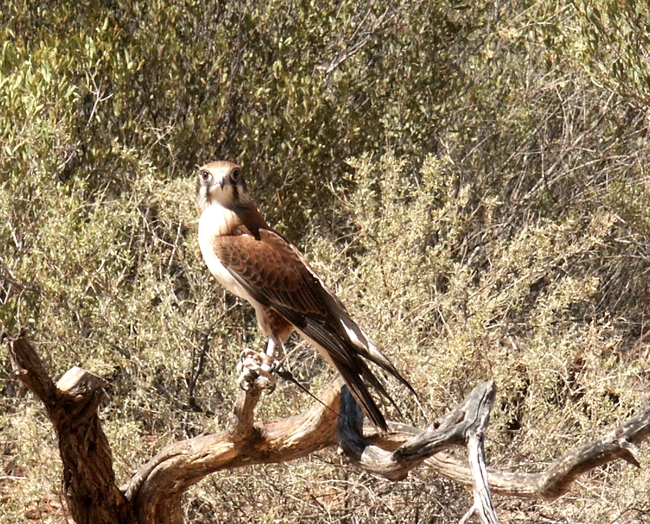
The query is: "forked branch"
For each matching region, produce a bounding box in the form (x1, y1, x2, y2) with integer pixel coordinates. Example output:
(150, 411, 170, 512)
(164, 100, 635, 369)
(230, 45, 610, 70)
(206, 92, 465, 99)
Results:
(4, 330, 650, 524)
(4, 330, 134, 524)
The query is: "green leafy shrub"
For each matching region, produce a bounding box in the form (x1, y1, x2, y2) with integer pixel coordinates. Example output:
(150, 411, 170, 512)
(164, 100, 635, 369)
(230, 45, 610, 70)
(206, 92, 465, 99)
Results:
(2, 0, 650, 522)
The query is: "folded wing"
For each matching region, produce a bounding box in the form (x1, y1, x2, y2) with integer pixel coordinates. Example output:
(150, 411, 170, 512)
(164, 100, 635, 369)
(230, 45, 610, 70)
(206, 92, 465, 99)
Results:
(212, 228, 416, 432)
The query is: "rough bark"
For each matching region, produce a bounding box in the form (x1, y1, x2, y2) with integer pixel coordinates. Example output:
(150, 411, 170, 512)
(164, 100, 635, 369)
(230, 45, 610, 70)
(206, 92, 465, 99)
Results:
(124, 381, 341, 524)
(5, 330, 650, 524)
(4, 330, 134, 524)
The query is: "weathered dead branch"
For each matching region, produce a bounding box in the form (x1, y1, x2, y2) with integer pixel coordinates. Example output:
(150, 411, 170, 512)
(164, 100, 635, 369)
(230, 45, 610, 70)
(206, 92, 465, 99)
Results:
(337, 383, 500, 523)
(124, 378, 342, 524)
(420, 399, 650, 500)
(337, 381, 495, 478)
(4, 330, 650, 524)
(4, 330, 134, 524)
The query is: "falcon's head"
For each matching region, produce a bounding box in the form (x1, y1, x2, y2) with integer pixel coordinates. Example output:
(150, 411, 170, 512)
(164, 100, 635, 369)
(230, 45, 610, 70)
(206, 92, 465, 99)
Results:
(196, 161, 250, 213)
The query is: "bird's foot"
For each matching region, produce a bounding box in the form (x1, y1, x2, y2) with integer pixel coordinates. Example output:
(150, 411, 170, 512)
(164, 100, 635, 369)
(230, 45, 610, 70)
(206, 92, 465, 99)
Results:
(236, 348, 280, 392)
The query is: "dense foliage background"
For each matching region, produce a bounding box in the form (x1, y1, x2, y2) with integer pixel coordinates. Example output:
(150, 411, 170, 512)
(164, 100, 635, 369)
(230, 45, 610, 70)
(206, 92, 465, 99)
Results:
(2, 0, 650, 522)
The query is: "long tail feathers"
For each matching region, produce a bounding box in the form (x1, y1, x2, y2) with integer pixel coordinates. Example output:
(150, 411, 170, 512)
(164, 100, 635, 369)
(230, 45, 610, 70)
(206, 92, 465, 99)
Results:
(362, 342, 428, 422)
(357, 358, 406, 420)
(337, 314, 420, 400)
(336, 362, 389, 433)
(364, 343, 419, 397)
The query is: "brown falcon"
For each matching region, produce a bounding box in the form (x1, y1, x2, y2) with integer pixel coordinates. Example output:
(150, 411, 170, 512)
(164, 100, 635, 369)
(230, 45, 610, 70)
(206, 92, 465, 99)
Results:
(196, 160, 416, 432)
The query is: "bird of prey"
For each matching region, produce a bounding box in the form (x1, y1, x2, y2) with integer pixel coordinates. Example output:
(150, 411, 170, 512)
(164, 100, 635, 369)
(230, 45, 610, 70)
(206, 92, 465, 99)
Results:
(196, 160, 416, 432)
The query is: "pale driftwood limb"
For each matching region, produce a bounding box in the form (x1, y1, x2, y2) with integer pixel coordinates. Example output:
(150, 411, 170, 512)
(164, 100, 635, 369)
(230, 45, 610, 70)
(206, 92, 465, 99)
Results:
(336, 382, 498, 481)
(4, 330, 134, 524)
(352, 395, 650, 501)
(421, 397, 650, 500)
(464, 386, 499, 524)
(5, 330, 650, 524)
(338, 382, 500, 523)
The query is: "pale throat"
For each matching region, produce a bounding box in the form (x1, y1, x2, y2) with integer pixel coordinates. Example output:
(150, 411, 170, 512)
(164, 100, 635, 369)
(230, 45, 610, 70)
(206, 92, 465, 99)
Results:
(198, 202, 241, 237)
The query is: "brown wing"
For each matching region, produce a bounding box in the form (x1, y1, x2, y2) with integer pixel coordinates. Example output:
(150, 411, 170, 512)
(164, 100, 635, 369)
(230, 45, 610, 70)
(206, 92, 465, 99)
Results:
(213, 230, 355, 363)
(213, 230, 329, 323)
(213, 228, 413, 432)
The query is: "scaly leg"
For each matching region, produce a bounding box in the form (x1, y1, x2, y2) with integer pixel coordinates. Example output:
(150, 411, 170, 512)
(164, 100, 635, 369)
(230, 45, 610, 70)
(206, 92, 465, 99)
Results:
(236, 337, 283, 392)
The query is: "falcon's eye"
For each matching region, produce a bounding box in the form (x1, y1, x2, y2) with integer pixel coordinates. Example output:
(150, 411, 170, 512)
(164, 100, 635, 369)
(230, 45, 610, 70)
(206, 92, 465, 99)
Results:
(199, 170, 212, 184)
(230, 168, 241, 183)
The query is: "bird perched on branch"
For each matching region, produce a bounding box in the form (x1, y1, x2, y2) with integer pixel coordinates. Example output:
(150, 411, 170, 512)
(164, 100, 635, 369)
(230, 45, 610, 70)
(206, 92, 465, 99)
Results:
(196, 160, 417, 432)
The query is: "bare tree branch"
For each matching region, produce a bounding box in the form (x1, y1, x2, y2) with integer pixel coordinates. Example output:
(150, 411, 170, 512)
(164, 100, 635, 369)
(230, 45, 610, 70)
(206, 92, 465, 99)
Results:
(464, 386, 499, 524)
(4, 330, 134, 524)
(124, 376, 341, 524)
(5, 330, 650, 524)
(420, 397, 650, 500)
